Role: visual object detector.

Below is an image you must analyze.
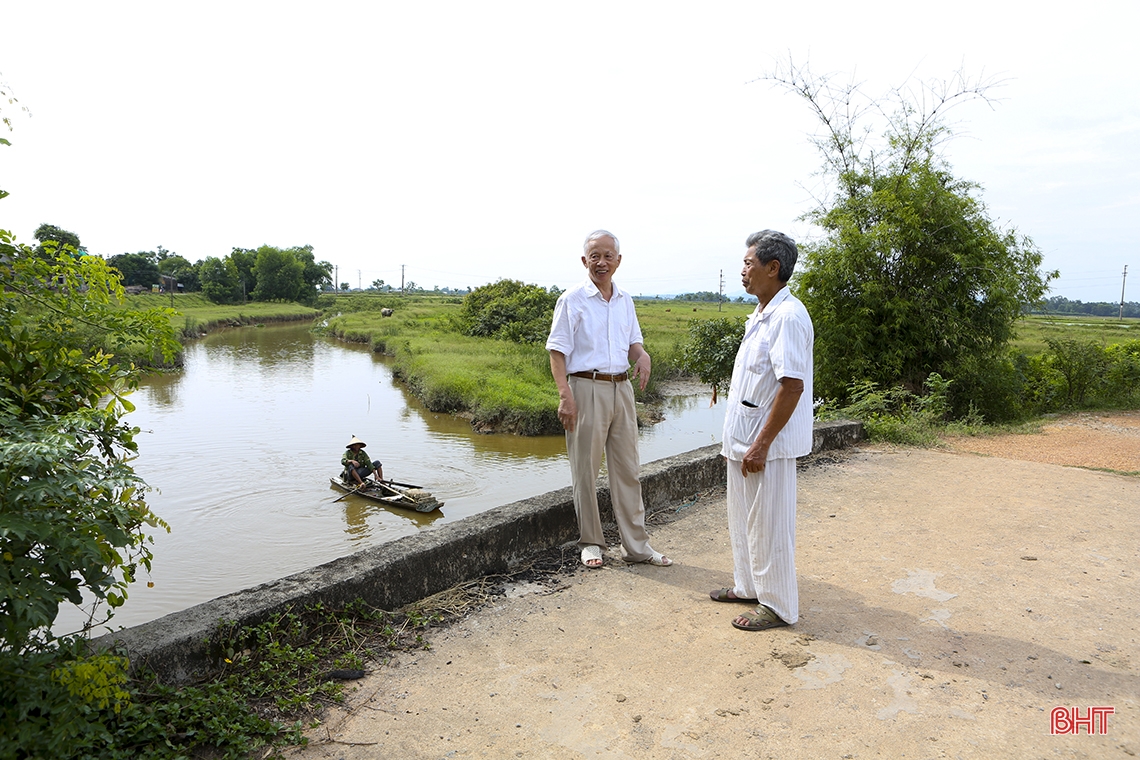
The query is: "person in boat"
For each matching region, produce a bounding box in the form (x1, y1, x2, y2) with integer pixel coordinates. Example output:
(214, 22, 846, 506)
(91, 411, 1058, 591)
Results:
(342, 436, 384, 486)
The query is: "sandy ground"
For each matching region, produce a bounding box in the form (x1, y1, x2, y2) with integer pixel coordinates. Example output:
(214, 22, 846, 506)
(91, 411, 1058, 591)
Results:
(290, 414, 1139, 759)
(944, 410, 1140, 474)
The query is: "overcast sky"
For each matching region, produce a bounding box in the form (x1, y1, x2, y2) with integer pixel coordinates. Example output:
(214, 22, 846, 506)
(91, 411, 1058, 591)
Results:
(2, 1, 1136, 300)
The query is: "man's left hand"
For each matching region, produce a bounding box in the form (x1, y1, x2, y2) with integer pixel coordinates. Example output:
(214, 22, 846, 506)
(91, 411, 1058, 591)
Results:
(631, 352, 651, 391)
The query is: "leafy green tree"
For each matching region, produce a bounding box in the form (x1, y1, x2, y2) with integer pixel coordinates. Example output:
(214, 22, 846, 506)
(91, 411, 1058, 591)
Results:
(291, 245, 333, 304)
(1, 227, 178, 653)
(1046, 338, 1108, 406)
(198, 255, 243, 303)
(679, 316, 746, 402)
(458, 279, 561, 344)
(230, 247, 258, 298)
(157, 254, 199, 292)
(768, 61, 1055, 418)
(106, 251, 160, 288)
(33, 223, 83, 258)
(371, 279, 387, 291)
(251, 245, 305, 301)
(1, 223, 175, 754)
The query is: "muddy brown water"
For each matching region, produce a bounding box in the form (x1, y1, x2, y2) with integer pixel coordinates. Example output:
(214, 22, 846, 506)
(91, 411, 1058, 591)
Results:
(58, 322, 725, 634)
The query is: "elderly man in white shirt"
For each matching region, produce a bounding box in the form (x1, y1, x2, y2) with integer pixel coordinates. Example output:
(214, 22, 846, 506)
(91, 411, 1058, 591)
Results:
(546, 230, 673, 570)
(713, 230, 814, 631)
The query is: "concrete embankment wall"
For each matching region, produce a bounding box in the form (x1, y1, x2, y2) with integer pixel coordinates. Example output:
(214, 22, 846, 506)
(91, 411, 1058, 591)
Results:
(94, 420, 864, 684)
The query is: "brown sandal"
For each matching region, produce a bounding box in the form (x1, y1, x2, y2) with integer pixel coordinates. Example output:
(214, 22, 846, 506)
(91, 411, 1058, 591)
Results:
(709, 588, 758, 603)
(731, 605, 788, 631)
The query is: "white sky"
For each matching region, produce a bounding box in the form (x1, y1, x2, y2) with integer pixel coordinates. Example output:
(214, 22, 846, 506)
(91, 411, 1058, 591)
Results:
(1, 1, 1137, 300)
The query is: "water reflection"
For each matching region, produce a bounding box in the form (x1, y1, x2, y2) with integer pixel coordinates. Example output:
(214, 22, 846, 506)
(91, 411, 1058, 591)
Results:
(60, 322, 722, 633)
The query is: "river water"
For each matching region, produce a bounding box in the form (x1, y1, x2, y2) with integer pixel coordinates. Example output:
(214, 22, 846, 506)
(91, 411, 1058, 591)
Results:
(62, 322, 725, 634)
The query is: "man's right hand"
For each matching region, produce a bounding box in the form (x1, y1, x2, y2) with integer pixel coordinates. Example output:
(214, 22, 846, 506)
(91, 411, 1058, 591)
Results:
(558, 393, 577, 432)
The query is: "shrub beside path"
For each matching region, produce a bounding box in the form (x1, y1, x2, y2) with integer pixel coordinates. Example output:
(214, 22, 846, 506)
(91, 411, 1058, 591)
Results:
(291, 420, 1139, 759)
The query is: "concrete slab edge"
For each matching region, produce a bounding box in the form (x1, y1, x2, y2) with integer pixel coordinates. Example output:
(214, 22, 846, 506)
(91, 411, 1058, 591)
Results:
(92, 419, 864, 683)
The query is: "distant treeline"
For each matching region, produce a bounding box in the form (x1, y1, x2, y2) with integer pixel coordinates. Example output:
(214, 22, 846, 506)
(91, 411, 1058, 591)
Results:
(638, 291, 745, 303)
(1031, 296, 1139, 318)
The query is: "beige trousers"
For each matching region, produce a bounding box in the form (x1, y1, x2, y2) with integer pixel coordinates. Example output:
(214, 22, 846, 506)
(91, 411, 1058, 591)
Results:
(566, 375, 652, 560)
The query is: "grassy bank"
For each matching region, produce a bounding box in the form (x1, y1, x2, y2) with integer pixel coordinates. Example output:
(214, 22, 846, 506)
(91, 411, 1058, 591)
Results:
(323, 298, 559, 434)
(126, 293, 319, 338)
(320, 295, 751, 435)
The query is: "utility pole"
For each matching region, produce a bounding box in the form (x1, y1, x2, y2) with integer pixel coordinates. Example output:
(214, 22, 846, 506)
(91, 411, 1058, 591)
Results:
(1121, 265, 1129, 321)
(358, 270, 362, 291)
(401, 264, 405, 296)
(718, 269, 724, 312)
(335, 265, 339, 294)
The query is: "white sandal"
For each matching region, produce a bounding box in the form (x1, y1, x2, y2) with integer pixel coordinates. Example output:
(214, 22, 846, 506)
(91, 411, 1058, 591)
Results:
(621, 547, 674, 567)
(580, 545, 604, 569)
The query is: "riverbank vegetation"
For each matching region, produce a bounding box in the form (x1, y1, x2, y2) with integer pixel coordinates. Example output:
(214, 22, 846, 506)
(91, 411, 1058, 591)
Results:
(125, 293, 319, 339)
(319, 289, 753, 434)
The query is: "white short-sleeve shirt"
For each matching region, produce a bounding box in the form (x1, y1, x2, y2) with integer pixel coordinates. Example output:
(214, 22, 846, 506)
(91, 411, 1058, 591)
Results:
(721, 287, 814, 461)
(545, 279, 644, 374)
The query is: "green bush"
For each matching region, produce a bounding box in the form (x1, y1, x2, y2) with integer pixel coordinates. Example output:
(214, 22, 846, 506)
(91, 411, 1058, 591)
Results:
(456, 279, 561, 345)
(1046, 337, 1108, 406)
(1098, 340, 1140, 408)
(678, 316, 746, 402)
(823, 374, 953, 446)
(0, 640, 129, 760)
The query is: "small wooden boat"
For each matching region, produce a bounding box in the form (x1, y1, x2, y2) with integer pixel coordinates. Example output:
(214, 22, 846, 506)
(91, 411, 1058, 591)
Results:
(329, 477, 443, 513)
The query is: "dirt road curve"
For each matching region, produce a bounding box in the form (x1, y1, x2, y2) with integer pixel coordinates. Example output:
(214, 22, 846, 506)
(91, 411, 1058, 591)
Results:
(291, 414, 1138, 759)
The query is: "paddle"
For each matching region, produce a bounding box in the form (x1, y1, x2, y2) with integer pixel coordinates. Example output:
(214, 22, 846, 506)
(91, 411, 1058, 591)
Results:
(380, 479, 424, 490)
(332, 481, 371, 503)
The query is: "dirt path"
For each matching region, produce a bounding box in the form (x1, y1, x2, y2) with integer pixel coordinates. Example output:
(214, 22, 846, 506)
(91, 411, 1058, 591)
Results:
(943, 410, 1140, 474)
(290, 415, 1139, 759)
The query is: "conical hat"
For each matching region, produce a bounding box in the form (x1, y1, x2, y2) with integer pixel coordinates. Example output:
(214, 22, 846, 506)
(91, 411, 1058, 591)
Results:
(346, 436, 367, 448)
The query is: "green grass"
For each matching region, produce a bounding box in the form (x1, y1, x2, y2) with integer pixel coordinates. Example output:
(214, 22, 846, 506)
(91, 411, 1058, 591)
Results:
(124, 293, 319, 336)
(634, 300, 754, 376)
(1013, 314, 1140, 355)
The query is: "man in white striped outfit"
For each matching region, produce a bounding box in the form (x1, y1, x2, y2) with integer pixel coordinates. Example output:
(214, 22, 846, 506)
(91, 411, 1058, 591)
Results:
(713, 230, 814, 631)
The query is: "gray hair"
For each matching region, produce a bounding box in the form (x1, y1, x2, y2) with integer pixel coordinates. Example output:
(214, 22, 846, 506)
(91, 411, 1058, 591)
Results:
(745, 230, 798, 282)
(583, 229, 620, 254)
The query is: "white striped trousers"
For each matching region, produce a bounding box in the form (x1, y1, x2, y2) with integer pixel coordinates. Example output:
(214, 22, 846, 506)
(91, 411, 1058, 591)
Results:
(725, 457, 799, 624)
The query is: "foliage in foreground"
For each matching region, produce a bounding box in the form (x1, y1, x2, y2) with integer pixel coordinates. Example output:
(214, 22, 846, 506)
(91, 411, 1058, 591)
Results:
(0, 600, 439, 760)
(0, 225, 184, 757)
(1, 235, 179, 653)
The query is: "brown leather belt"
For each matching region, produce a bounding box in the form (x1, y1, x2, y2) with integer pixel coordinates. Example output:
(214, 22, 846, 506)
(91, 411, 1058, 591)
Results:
(569, 370, 629, 382)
